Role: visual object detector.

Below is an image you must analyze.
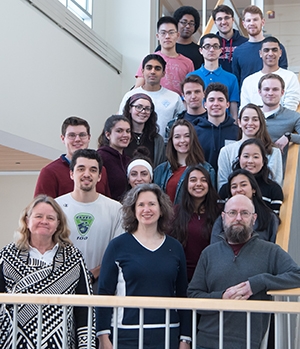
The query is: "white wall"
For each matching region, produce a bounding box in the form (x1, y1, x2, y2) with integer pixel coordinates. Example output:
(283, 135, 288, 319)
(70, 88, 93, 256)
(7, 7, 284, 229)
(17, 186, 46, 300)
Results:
(1, 0, 124, 153)
(93, 0, 158, 95)
(264, 4, 300, 73)
(0, 0, 158, 245)
(0, 174, 39, 248)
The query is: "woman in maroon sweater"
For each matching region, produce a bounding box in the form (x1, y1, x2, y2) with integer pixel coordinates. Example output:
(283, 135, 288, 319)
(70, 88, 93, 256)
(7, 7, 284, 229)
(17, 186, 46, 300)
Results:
(97, 115, 131, 201)
(171, 165, 221, 281)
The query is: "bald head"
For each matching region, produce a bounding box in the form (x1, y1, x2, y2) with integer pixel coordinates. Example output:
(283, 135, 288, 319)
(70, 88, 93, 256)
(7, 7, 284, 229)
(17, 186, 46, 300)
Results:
(222, 195, 257, 244)
(224, 194, 255, 213)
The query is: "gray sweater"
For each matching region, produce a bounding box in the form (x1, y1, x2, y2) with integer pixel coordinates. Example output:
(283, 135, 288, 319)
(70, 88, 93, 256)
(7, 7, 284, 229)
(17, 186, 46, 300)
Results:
(188, 235, 300, 349)
(266, 105, 300, 170)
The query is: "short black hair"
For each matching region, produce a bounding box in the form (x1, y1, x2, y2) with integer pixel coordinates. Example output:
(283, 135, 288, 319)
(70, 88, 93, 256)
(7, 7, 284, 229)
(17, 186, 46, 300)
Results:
(61, 116, 90, 136)
(260, 36, 281, 48)
(200, 33, 222, 47)
(157, 16, 178, 31)
(142, 54, 166, 71)
(212, 5, 234, 20)
(205, 82, 229, 102)
(173, 6, 200, 33)
(70, 148, 103, 173)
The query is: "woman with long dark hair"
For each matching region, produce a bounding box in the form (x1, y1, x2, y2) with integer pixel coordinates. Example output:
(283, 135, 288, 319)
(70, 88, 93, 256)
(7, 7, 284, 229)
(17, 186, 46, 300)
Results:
(122, 93, 165, 167)
(97, 115, 131, 201)
(218, 103, 282, 189)
(220, 138, 283, 215)
(96, 184, 191, 349)
(154, 119, 215, 204)
(212, 168, 279, 243)
(172, 165, 221, 281)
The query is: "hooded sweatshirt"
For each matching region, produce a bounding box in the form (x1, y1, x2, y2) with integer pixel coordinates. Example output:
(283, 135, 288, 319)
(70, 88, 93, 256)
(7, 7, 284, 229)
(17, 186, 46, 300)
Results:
(194, 115, 238, 171)
(216, 29, 248, 73)
(97, 146, 130, 201)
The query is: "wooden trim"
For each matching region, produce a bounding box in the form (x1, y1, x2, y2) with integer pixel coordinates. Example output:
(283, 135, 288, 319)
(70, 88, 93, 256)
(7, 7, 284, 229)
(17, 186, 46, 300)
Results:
(1, 293, 300, 314)
(276, 144, 299, 251)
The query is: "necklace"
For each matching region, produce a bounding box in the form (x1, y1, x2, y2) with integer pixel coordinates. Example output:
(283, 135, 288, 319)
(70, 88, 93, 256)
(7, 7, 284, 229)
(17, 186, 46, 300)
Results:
(133, 132, 143, 145)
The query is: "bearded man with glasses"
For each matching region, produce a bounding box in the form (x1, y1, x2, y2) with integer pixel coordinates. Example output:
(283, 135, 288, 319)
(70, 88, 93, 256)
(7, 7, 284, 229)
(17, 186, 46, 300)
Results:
(188, 194, 300, 349)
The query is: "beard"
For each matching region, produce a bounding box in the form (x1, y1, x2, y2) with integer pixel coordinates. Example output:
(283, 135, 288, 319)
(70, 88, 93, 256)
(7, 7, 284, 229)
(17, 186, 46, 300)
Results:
(223, 222, 253, 244)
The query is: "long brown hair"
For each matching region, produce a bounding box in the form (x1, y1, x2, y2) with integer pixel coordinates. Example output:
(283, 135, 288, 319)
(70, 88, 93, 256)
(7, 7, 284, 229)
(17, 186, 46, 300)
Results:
(238, 103, 273, 155)
(166, 119, 205, 171)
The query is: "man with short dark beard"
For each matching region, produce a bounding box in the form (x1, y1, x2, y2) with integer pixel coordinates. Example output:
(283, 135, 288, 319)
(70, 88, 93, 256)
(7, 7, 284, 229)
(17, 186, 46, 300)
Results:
(55, 149, 123, 292)
(188, 195, 300, 349)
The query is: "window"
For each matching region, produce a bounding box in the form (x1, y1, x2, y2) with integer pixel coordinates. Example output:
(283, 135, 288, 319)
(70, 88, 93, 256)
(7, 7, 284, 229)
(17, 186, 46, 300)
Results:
(58, 0, 92, 27)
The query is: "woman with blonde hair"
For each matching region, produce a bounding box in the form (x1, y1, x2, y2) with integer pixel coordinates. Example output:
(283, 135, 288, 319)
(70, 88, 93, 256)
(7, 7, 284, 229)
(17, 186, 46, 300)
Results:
(0, 195, 95, 349)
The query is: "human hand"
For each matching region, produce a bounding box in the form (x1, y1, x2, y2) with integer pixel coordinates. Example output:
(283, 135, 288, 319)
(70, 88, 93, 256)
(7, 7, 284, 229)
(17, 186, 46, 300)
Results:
(222, 281, 253, 300)
(275, 136, 289, 153)
(178, 340, 190, 349)
(98, 334, 113, 349)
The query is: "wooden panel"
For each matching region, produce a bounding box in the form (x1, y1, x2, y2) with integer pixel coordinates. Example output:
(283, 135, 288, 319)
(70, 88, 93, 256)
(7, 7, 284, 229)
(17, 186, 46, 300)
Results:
(0, 145, 51, 172)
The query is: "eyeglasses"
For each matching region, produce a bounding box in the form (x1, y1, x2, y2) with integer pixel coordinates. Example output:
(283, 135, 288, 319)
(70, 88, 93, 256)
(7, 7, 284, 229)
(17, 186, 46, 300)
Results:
(158, 30, 178, 37)
(202, 43, 221, 50)
(179, 20, 195, 27)
(215, 15, 232, 23)
(131, 104, 152, 113)
(66, 132, 89, 140)
(224, 210, 254, 219)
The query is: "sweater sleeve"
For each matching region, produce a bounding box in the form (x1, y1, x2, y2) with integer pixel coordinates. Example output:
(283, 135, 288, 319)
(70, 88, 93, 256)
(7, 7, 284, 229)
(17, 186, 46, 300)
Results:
(249, 245, 300, 295)
(34, 166, 59, 198)
(217, 146, 233, 190)
(96, 241, 119, 335)
(175, 244, 192, 338)
(282, 73, 300, 111)
(267, 147, 283, 186)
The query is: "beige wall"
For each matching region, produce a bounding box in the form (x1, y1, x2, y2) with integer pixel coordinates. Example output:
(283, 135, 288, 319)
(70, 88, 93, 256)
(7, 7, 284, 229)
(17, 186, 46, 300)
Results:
(0, 174, 38, 248)
(265, 3, 300, 73)
(0, 0, 157, 239)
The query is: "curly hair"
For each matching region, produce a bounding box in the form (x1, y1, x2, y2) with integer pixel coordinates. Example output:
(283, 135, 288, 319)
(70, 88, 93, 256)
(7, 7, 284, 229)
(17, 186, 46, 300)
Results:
(166, 119, 205, 171)
(173, 6, 200, 33)
(122, 184, 173, 235)
(122, 93, 159, 140)
(171, 165, 221, 246)
(16, 195, 71, 250)
(238, 103, 273, 155)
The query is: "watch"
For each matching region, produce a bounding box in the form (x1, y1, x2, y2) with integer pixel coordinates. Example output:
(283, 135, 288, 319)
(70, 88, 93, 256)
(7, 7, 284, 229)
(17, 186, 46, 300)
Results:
(180, 339, 191, 344)
(284, 132, 291, 142)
